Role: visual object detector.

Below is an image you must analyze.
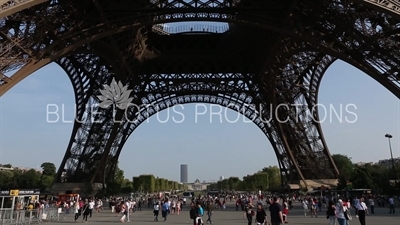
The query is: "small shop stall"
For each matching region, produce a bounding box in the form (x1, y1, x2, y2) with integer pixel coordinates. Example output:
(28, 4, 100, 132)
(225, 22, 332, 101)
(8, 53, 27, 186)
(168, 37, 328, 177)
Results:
(57, 193, 79, 203)
(0, 189, 40, 210)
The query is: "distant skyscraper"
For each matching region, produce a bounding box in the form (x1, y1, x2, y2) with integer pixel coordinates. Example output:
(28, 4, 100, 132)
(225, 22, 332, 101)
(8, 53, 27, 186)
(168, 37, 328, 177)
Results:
(220, 176, 224, 181)
(180, 164, 188, 183)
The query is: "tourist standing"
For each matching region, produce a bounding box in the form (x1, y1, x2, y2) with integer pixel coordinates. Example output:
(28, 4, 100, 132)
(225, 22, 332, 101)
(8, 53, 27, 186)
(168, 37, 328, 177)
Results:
(243, 203, 254, 225)
(302, 199, 308, 217)
(326, 200, 336, 225)
(88, 199, 94, 218)
(356, 198, 368, 225)
(125, 199, 132, 222)
(81, 201, 90, 223)
(368, 197, 375, 214)
(335, 199, 347, 225)
(206, 201, 213, 224)
(162, 200, 170, 222)
(153, 202, 159, 221)
(389, 196, 395, 214)
(196, 202, 204, 225)
(119, 201, 127, 222)
(189, 202, 197, 225)
(255, 203, 267, 225)
(269, 197, 284, 225)
(74, 202, 80, 222)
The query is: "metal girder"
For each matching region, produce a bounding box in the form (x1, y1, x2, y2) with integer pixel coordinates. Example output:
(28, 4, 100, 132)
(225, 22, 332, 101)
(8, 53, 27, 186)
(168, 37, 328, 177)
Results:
(0, 0, 399, 189)
(359, 0, 400, 18)
(54, 52, 277, 183)
(0, 0, 48, 18)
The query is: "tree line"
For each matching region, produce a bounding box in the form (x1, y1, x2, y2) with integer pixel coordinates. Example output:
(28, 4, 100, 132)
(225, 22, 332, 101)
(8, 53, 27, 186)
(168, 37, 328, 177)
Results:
(0, 162, 184, 195)
(0, 162, 56, 190)
(132, 175, 186, 193)
(332, 154, 399, 194)
(2, 155, 395, 194)
(207, 166, 282, 191)
(207, 154, 400, 194)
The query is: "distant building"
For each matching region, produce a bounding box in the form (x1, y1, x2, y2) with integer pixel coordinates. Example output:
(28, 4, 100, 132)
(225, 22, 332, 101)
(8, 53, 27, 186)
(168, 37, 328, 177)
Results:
(377, 157, 400, 168)
(355, 162, 375, 166)
(186, 179, 212, 191)
(180, 164, 188, 183)
(0, 166, 41, 173)
(219, 176, 224, 181)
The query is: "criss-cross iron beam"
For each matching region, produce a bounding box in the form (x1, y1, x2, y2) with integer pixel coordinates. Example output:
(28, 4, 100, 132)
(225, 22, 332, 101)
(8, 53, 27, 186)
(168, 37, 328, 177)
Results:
(358, 0, 400, 18)
(0, 0, 48, 18)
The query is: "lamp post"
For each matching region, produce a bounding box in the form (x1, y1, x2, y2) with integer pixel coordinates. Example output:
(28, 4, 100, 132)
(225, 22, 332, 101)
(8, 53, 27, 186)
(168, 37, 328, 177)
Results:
(385, 134, 398, 193)
(385, 134, 395, 170)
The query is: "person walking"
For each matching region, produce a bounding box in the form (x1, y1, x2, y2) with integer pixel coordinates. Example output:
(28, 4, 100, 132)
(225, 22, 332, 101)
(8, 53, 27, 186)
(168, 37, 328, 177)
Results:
(389, 196, 395, 214)
(335, 199, 347, 225)
(81, 201, 90, 223)
(356, 198, 368, 225)
(153, 202, 160, 221)
(88, 199, 94, 218)
(189, 202, 197, 225)
(269, 197, 284, 225)
(73, 201, 80, 223)
(243, 203, 254, 225)
(326, 200, 336, 225)
(255, 203, 267, 225)
(162, 200, 170, 222)
(206, 201, 213, 224)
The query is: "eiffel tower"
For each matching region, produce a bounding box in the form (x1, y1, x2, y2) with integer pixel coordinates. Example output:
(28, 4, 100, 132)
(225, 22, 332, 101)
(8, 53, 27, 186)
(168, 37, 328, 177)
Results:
(0, 0, 399, 193)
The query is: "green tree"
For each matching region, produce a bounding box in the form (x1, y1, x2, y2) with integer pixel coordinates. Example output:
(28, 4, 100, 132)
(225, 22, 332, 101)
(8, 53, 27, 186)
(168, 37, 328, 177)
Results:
(227, 177, 240, 190)
(336, 175, 348, 190)
(252, 172, 269, 190)
(121, 179, 133, 193)
(261, 166, 281, 188)
(243, 175, 255, 191)
(0, 170, 14, 188)
(19, 169, 41, 188)
(114, 165, 125, 185)
(40, 162, 56, 190)
(332, 154, 353, 179)
(139, 175, 156, 192)
(40, 162, 56, 176)
(351, 165, 375, 189)
(11, 169, 23, 188)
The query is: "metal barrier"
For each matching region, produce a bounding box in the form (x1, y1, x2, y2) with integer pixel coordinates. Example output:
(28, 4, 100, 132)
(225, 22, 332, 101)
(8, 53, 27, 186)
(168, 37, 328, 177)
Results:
(0, 208, 66, 225)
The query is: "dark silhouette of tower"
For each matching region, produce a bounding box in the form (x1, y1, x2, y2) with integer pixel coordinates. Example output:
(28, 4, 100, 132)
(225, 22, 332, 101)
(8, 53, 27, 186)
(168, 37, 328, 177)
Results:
(180, 164, 188, 183)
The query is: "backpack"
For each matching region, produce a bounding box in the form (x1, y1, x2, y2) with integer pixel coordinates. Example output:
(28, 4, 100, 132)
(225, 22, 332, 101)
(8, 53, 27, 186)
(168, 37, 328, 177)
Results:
(198, 207, 204, 216)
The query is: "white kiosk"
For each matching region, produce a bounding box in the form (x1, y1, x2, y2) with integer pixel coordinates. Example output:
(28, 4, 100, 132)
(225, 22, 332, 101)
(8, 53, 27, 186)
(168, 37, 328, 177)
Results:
(0, 189, 40, 209)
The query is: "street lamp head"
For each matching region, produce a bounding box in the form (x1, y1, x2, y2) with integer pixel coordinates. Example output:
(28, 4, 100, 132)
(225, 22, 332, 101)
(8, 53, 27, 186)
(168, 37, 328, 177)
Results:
(385, 134, 393, 138)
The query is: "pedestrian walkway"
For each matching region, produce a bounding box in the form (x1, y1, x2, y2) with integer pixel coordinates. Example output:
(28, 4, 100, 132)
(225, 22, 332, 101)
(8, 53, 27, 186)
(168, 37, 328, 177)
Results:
(47, 204, 399, 225)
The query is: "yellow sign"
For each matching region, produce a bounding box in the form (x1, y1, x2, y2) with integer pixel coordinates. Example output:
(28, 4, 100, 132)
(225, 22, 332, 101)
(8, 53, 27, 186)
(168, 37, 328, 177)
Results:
(10, 190, 19, 196)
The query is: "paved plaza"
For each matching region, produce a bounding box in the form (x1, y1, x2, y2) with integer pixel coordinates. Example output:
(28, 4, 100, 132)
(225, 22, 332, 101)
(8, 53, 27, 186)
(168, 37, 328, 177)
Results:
(49, 203, 399, 225)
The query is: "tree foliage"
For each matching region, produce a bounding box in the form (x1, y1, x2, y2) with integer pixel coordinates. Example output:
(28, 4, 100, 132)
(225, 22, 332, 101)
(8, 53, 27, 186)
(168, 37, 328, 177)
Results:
(208, 166, 281, 191)
(0, 167, 42, 189)
(130, 175, 184, 193)
(261, 166, 281, 188)
(332, 154, 353, 179)
(0, 162, 184, 195)
(331, 154, 398, 194)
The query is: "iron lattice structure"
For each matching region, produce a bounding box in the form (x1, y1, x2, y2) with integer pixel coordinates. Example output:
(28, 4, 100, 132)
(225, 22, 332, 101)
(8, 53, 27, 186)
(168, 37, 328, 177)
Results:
(1, 0, 400, 188)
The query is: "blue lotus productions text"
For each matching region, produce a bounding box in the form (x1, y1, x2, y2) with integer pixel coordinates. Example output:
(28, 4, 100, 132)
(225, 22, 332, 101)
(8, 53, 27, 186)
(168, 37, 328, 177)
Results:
(46, 103, 358, 124)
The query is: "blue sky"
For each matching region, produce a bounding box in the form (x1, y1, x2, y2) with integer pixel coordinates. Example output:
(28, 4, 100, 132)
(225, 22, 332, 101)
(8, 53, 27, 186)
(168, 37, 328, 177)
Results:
(0, 22, 399, 183)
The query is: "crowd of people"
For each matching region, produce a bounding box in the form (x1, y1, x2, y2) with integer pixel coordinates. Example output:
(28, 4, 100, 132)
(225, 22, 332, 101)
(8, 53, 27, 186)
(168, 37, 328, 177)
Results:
(51, 192, 397, 225)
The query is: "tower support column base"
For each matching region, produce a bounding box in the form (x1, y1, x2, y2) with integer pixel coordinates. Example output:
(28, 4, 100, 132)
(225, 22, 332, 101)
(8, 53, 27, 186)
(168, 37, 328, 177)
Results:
(51, 183, 105, 196)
